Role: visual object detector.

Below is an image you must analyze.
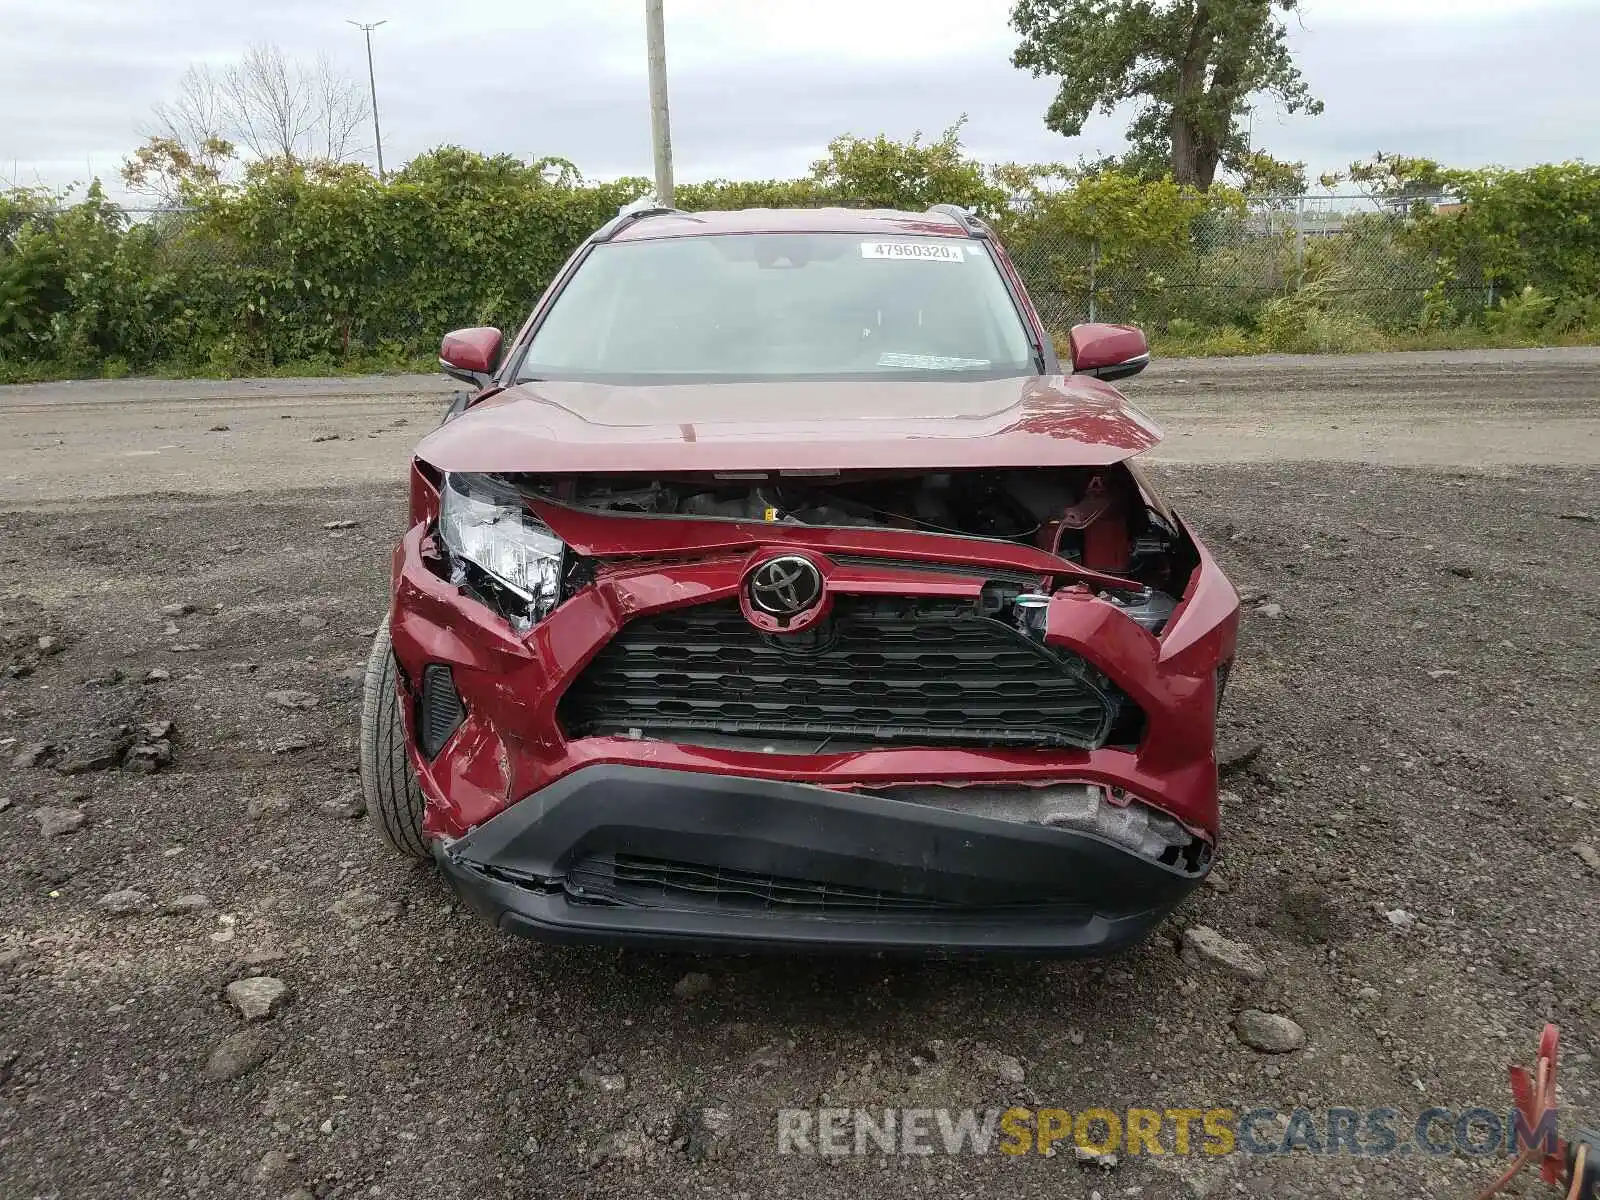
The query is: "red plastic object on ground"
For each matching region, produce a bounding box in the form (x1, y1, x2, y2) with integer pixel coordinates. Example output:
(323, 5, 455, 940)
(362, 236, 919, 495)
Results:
(1475, 1023, 1569, 1199)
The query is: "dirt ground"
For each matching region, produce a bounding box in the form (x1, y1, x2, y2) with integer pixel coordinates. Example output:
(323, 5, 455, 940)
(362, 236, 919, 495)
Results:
(0, 348, 1596, 1200)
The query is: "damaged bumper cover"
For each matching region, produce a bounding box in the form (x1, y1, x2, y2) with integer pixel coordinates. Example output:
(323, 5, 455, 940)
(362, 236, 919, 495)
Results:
(390, 491, 1237, 954)
(433, 765, 1209, 954)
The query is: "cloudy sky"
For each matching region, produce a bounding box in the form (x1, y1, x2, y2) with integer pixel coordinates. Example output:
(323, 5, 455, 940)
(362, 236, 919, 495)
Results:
(2, 0, 1595, 201)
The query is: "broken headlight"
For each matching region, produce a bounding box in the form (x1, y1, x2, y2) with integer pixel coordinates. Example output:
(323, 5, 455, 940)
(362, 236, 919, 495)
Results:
(438, 472, 563, 627)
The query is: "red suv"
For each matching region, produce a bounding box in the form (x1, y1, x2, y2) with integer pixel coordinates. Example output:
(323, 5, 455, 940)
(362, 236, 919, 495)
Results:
(358, 203, 1239, 954)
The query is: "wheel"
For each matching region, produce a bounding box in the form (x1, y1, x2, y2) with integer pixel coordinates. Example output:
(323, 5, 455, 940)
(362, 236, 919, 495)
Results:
(359, 614, 429, 858)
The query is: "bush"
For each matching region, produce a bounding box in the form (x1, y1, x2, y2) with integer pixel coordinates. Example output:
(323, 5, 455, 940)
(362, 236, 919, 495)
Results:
(3, 145, 1599, 378)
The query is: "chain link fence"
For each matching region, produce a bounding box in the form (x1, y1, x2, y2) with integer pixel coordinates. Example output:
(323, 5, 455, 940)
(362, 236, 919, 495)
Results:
(100, 193, 1483, 343)
(23, 192, 1490, 369)
(1004, 194, 1489, 338)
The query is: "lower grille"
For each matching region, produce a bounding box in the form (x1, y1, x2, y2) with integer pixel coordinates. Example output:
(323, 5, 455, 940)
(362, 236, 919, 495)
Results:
(565, 853, 1086, 918)
(417, 664, 465, 758)
(559, 596, 1121, 750)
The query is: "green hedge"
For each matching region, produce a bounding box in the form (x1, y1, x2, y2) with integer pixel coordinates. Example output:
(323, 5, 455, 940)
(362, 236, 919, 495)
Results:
(3, 144, 1598, 378)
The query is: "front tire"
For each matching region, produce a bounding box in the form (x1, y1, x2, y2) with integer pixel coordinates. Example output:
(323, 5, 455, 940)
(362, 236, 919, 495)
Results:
(359, 615, 429, 858)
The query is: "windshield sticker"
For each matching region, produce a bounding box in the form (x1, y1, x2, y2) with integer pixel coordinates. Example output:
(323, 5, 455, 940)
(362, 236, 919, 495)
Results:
(859, 240, 968, 263)
(876, 352, 992, 370)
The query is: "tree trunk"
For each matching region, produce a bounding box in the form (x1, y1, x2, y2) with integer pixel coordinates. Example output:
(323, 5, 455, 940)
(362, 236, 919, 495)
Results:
(1171, 1, 1214, 188)
(1194, 11, 1250, 192)
(1172, 114, 1200, 187)
(1193, 137, 1222, 190)
(1171, 116, 1222, 190)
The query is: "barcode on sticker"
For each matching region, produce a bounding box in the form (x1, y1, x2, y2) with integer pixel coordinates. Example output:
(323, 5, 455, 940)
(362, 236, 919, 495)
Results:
(860, 241, 967, 262)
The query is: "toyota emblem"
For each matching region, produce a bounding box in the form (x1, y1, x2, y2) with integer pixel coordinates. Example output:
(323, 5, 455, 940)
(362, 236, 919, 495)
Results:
(748, 555, 824, 618)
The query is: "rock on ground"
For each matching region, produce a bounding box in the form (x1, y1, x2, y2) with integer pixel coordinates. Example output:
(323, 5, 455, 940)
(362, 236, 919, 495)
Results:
(251, 1149, 292, 1185)
(974, 1046, 1026, 1085)
(580, 1062, 628, 1093)
(673, 971, 713, 1000)
(684, 1104, 735, 1161)
(123, 739, 172, 772)
(1181, 925, 1269, 982)
(98, 888, 149, 915)
(56, 733, 133, 775)
(226, 976, 289, 1022)
(321, 790, 365, 818)
(588, 1127, 652, 1167)
(14, 742, 55, 769)
(1233, 1010, 1306, 1054)
(246, 795, 295, 820)
(35, 806, 87, 837)
(200, 1028, 273, 1082)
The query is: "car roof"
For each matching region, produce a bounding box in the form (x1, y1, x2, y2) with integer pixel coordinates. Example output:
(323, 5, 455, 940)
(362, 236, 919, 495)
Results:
(608, 206, 973, 242)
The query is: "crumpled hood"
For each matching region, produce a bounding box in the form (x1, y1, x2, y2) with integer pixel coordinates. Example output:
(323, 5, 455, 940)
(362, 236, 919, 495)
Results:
(415, 375, 1162, 474)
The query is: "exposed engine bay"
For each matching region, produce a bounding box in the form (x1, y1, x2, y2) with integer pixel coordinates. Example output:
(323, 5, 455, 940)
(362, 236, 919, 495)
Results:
(517, 465, 1198, 635)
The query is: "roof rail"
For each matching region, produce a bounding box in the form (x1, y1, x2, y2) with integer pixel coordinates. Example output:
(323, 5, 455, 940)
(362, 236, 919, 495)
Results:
(927, 203, 990, 238)
(592, 196, 686, 243)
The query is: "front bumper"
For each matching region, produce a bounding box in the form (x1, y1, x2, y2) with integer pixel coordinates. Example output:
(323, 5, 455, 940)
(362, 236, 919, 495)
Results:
(433, 764, 1208, 954)
(390, 493, 1238, 955)
(390, 524, 1238, 840)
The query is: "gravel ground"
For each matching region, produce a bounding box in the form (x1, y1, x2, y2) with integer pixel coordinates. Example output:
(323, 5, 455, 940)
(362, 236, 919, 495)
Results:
(3, 346, 1597, 504)
(1, 351, 1597, 1199)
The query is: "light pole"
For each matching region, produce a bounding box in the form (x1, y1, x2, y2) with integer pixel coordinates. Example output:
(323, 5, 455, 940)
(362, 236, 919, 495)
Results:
(347, 19, 387, 180)
(644, 0, 674, 206)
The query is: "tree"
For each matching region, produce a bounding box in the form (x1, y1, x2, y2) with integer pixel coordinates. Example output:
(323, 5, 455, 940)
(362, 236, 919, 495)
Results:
(124, 44, 369, 196)
(1231, 149, 1307, 197)
(1010, 0, 1323, 190)
(153, 65, 232, 164)
(122, 64, 238, 201)
(120, 135, 236, 203)
(394, 147, 585, 193)
(808, 118, 1009, 216)
(1320, 152, 1449, 210)
(219, 44, 367, 163)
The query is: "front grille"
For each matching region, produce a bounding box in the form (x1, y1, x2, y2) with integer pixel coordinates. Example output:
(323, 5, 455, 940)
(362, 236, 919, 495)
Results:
(565, 853, 1087, 918)
(559, 596, 1120, 750)
(825, 554, 1045, 589)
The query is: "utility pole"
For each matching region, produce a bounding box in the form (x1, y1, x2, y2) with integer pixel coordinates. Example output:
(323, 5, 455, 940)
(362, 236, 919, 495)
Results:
(348, 19, 387, 180)
(645, 0, 674, 206)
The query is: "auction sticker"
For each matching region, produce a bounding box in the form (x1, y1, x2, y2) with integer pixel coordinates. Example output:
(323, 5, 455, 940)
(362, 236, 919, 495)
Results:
(860, 240, 968, 262)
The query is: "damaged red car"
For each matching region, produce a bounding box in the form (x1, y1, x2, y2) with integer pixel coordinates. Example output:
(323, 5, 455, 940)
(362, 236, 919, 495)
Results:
(358, 203, 1239, 954)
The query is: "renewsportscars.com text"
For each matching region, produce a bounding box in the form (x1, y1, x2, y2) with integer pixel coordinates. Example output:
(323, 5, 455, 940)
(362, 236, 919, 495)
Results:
(776, 1105, 1559, 1159)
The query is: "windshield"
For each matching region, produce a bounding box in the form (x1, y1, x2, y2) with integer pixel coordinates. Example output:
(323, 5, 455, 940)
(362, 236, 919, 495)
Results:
(518, 232, 1038, 383)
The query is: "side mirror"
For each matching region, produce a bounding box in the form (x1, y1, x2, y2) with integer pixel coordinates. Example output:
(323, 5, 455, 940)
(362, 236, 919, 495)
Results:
(439, 327, 503, 387)
(1069, 323, 1150, 382)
